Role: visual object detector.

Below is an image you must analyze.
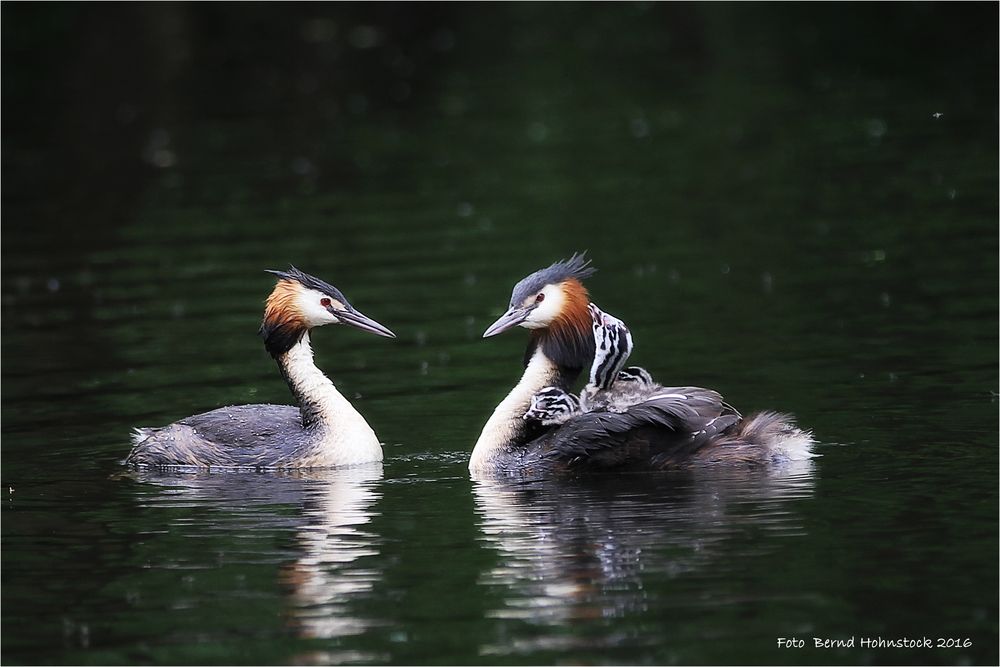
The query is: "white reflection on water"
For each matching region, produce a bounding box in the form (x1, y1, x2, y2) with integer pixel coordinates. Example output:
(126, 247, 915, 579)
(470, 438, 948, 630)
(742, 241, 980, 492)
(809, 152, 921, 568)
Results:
(471, 460, 816, 656)
(277, 465, 383, 641)
(132, 464, 384, 642)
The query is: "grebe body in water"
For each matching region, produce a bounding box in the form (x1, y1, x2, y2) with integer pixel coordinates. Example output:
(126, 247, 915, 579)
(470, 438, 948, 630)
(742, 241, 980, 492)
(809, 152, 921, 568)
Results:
(126, 267, 395, 469)
(471, 254, 814, 474)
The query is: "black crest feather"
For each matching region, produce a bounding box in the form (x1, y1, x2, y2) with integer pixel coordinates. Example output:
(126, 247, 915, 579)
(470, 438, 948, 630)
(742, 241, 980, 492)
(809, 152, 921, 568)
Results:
(264, 266, 350, 306)
(509, 252, 596, 306)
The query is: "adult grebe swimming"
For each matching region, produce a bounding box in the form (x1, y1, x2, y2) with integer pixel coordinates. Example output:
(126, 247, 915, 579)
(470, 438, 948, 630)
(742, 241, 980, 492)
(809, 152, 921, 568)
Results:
(126, 267, 395, 469)
(470, 254, 814, 473)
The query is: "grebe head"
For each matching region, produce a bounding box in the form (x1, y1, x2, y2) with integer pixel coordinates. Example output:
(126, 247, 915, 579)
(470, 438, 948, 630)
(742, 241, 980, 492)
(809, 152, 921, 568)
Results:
(260, 266, 395, 356)
(482, 252, 596, 338)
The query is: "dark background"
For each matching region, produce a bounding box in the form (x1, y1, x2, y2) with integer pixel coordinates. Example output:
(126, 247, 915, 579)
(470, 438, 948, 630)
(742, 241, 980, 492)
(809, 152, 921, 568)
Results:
(3, 3, 998, 665)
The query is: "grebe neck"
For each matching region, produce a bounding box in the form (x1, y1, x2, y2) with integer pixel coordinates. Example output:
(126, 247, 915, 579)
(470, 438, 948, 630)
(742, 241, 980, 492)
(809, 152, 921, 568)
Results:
(276, 332, 344, 427)
(276, 333, 382, 464)
(470, 347, 577, 472)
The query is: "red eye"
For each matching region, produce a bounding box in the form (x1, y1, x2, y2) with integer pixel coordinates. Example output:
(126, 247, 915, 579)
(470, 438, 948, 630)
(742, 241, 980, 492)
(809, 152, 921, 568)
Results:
(320, 297, 331, 307)
(536, 293, 545, 303)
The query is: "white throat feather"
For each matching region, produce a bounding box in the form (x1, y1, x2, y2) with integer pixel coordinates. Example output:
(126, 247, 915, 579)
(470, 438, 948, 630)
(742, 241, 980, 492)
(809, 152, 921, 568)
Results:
(470, 348, 566, 471)
(279, 333, 383, 465)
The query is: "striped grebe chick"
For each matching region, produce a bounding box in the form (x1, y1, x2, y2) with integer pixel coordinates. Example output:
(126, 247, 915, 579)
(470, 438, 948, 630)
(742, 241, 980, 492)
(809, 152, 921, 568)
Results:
(523, 386, 582, 425)
(471, 253, 814, 473)
(616, 366, 655, 387)
(126, 267, 396, 469)
(583, 303, 633, 395)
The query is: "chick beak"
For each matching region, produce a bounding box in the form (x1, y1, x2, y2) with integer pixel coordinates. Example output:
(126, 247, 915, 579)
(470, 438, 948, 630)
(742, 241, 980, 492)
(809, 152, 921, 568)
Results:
(335, 308, 396, 338)
(482, 307, 529, 338)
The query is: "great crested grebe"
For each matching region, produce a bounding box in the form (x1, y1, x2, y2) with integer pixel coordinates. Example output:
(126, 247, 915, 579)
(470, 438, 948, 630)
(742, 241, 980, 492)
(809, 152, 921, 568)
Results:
(126, 267, 396, 469)
(471, 253, 814, 473)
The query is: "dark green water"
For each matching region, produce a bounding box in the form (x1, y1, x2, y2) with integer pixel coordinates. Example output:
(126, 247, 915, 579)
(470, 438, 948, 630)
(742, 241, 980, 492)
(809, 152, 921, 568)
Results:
(3, 4, 997, 665)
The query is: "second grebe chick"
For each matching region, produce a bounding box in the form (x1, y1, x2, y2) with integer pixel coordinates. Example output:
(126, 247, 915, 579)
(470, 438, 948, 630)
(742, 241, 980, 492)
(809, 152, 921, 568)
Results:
(582, 364, 745, 417)
(616, 366, 654, 388)
(126, 267, 396, 469)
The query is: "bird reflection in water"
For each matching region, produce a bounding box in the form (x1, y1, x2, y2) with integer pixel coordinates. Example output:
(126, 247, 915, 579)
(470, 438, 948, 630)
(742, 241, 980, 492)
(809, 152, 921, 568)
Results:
(273, 465, 383, 642)
(130, 464, 384, 652)
(471, 459, 816, 656)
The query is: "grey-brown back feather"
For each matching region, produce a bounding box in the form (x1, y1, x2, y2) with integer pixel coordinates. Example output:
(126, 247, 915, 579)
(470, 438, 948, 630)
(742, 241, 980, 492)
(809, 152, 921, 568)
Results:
(124, 404, 321, 469)
(519, 387, 810, 470)
(522, 387, 730, 468)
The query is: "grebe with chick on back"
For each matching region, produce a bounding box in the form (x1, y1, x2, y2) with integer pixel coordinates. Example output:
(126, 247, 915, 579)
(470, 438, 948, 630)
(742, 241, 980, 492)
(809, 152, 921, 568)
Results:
(471, 253, 814, 474)
(126, 267, 396, 469)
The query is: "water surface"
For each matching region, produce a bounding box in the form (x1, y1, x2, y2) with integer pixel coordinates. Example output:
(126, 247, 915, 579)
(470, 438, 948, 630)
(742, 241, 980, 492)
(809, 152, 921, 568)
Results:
(3, 4, 997, 665)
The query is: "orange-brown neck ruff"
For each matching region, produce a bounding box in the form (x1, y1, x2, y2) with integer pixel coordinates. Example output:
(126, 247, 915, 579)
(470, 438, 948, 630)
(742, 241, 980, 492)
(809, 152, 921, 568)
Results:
(260, 280, 308, 357)
(526, 279, 595, 373)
